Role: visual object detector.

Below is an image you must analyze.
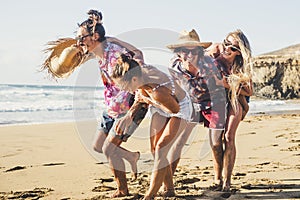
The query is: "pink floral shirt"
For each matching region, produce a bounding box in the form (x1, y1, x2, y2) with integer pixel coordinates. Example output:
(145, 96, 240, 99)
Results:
(98, 42, 132, 118)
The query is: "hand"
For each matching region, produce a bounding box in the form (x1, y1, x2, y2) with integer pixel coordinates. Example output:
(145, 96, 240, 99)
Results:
(239, 81, 253, 96)
(115, 114, 132, 136)
(205, 43, 223, 58)
(135, 90, 152, 104)
(182, 60, 199, 76)
(107, 109, 119, 119)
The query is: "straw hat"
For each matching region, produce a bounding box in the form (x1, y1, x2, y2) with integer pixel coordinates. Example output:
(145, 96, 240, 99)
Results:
(167, 29, 212, 49)
(42, 38, 91, 78)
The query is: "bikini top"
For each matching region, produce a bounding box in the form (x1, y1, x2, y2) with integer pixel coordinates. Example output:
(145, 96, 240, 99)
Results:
(151, 75, 176, 96)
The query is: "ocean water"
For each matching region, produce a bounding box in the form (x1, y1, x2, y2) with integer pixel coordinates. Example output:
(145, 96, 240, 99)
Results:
(0, 84, 105, 126)
(0, 84, 300, 126)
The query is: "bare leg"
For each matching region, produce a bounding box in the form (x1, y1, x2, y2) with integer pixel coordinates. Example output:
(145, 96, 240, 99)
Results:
(209, 129, 224, 190)
(93, 130, 107, 153)
(169, 123, 196, 170)
(149, 113, 169, 195)
(110, 169, 129, 198)
(160, 164, 175, 197)
(149, 113, 168, 156)
(238, 95, 249, 121)
(111, 141, 140, 180)
(94, 130, 140, 179)
(102, 136, 133, 197)
(223, 103, 242, 191)
(161, 122, 196, 196)
(144, 117, 187, 199)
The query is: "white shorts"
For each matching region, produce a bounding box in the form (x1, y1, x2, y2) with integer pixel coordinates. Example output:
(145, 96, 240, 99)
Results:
(149, 92, 192, 121)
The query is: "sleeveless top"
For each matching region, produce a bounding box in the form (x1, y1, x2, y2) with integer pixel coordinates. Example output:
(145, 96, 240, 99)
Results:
(152, 75, 176, 96)
(142, 65, 192, 120)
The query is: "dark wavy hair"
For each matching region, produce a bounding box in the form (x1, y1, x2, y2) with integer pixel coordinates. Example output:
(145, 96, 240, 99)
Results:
(78, 9, 106, 42)
(112, 54, 142, 82)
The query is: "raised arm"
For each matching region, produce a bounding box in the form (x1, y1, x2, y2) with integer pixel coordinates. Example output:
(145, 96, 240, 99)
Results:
(205, 43, 224, 58)
(107, 37, 144, 64)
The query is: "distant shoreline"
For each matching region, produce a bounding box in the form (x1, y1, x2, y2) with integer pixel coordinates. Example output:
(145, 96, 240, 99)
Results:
(249, 109, 300, 117)
(2, 108, 300, 127)
(1, 83, 300, 127)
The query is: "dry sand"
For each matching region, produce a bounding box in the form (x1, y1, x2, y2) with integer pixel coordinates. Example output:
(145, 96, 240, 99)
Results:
(0, 113, 299, 199)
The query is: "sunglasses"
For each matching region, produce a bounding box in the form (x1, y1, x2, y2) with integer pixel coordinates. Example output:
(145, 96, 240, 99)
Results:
(223, 39, 241, 52)
(76, 34, 92, 42)
(179, 48, 199, 55)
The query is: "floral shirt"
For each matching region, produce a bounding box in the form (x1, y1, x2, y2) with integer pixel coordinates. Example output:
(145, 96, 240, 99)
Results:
(98, 42, 133, 118)
(170, 55, 226, 111)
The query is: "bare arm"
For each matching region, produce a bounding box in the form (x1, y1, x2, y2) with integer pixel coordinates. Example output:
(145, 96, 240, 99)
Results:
(107, 37, 144, 64)
(205, 43, 224, 58)
(134, 88, 180, 114)
(150, 88, 180, 114)
(115, 86, 180, 135)
(239, 79, 253, 96)
(114, 90, 148, 135)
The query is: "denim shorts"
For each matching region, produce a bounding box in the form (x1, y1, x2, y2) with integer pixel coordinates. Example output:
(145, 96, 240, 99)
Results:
(98, 111, 139, 142)
(98, 111, 115, 134)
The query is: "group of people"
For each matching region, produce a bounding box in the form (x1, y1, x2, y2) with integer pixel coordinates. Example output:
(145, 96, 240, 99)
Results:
(74, 9, 253, 199)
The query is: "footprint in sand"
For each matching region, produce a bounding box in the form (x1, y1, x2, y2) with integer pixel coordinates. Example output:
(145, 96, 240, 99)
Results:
(289, 139, 300, 143)
(4, 163, 65, 173)
(0, 188, 53, 199)
(95, 162, 107, 165)
(92, 185, 115, 192)
(98, 178, 114, 183)
(258, 162, 271, 166)
(2, 152, 20, 158)
(42, 162, 65, 166)
(4, 166, 26, 172)
(234, 172, 247, 177)
(201, 189, 235, 199)
(241, 131, 256, 136)
(281, 145, 300, 151)
(275, 133, 286, 138)
(176, 177, 201, 185)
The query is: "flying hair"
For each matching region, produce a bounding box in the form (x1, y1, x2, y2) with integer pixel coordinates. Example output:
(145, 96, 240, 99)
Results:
(112, 54, 141, 82)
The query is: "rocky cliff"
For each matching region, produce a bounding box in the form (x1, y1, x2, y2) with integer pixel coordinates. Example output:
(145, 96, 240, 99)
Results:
(252, 44, 300, 99)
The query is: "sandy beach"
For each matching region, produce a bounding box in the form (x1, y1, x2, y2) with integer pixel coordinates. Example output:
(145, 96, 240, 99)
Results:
(0, 113, 299, 200)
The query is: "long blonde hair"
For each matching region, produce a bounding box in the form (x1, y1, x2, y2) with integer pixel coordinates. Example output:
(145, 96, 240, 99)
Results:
(226, 29, 253, 112)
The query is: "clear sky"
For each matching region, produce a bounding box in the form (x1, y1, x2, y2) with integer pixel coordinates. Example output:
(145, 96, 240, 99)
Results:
(1, 0, 299, 86)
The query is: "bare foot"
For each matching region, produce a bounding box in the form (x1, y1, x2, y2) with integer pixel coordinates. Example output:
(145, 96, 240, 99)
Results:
(208, 179, 223, 191)
(130, 151, 140, 180)
(142, 195, 154, 200)
(110, 189, 128, 198)
(158, 189, 175, 197)
(208, 182, 223, 191)
(222, 184, 231, 192)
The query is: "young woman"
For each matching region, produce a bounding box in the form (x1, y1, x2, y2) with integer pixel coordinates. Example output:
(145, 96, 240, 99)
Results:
(76, 10, 145, 197)
(111, 54, 193, 200)
(206, 29, 253, 191)
(167, 29, 227, 193)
